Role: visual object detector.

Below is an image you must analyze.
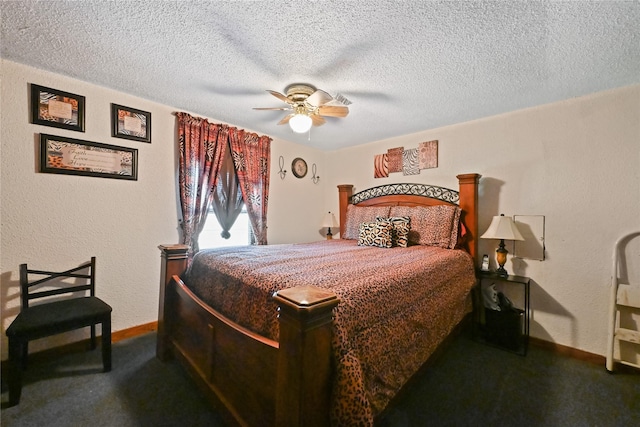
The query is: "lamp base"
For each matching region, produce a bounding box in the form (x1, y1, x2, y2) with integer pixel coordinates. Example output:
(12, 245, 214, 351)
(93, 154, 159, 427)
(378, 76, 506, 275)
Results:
(326, 227, 333, 240)
(496, 239, 509, 277)
(495, 265, 509, 277)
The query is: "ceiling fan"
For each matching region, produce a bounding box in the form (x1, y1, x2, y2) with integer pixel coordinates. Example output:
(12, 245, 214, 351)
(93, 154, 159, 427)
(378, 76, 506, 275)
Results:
(253, 84, 351, 133)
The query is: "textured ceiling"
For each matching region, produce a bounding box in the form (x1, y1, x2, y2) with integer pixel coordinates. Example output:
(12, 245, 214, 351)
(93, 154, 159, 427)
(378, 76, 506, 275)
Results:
(2, 1, 639, 150)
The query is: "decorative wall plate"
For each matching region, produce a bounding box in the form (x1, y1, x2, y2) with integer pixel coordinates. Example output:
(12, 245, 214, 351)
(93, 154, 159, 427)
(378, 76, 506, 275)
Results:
(291, 157, 308, 178)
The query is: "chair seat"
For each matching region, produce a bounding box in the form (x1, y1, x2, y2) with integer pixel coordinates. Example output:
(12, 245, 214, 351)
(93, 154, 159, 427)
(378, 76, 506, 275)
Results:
(6, 297, 112, 341)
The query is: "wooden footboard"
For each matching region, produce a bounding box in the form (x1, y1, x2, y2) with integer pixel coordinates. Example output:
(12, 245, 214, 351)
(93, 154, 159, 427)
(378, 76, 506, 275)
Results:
(157, 244, 339, 427)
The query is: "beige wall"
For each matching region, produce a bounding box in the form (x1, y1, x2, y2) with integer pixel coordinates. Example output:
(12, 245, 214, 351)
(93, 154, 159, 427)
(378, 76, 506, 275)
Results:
(324, 84, 640, 356)
(0, 60, 326, 359)
(2, 58, 638, 359)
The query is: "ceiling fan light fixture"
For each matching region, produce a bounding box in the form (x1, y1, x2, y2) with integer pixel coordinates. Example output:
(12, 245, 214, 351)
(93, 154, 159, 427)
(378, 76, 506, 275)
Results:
(255, 84, 349, 133)
(289, 113, 312, 133)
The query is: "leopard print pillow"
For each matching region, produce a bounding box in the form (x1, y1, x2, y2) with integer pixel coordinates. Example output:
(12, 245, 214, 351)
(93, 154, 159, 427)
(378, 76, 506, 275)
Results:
(357, 221, 393, 248)
(343, 205, 391, 240)
(389, 205, 461, 249)
(376, 216, 411, 248)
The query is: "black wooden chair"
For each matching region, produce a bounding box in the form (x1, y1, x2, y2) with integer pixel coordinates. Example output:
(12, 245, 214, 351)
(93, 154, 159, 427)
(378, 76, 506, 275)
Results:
(5, 257, 112, 406)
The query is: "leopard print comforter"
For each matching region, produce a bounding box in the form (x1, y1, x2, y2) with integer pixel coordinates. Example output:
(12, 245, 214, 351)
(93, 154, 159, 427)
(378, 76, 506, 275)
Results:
(186, 239, 476, 426)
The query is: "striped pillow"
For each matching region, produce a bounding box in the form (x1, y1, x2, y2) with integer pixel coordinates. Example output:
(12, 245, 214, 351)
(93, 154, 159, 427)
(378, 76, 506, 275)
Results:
(376, 216, 411, 248)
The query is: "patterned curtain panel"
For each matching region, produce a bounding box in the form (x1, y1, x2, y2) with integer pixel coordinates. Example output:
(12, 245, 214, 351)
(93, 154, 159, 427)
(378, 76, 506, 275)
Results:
(176, 112, 228, 257)
(211, 142, 244, 239)
(228, 128, 271, 245)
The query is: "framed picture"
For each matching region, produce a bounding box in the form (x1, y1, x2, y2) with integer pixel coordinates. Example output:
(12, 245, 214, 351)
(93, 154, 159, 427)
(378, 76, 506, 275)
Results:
(40, 133, 138, 181)
(31, 84, 85, 132)
(111, 103, 151, 143)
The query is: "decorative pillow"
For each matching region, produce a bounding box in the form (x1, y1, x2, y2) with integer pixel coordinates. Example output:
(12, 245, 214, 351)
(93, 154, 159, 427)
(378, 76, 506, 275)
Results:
(376, 216, 411, 248)
(343, 205, 391, 240)
(357, 221, 393, 248)
(455, 220, 469, 249)
(389, 205, 461, 249)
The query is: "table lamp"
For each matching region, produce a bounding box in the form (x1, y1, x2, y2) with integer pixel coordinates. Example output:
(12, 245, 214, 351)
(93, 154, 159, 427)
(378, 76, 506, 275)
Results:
(480, 214, 524, 277)
(321, 212, 338, 240)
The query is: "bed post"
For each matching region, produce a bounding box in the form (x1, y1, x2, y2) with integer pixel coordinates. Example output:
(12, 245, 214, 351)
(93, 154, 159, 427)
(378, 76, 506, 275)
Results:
(157, 244, 189, 360)
(456, 173, 481, 265)
(338, 184, 354, 239)
(273, 286, 340, 427)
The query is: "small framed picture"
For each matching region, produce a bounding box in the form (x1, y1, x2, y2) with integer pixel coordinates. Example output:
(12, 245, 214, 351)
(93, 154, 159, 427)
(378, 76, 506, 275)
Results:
(481, 254, 490, 271)
(111, 103, 151, 143)
(31, 84, 85, 132)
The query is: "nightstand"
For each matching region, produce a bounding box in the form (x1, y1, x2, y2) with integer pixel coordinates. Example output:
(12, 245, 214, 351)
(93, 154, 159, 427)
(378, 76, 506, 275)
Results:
(475, 271, 530, 355)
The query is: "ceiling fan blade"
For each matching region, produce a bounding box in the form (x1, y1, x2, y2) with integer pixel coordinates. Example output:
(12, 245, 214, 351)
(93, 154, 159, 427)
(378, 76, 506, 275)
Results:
(253, 107, 291, 111)
(268, 90, 291, 104)
(318, 105, 349, 118)
(277, 114, 294, 125)
(311, 115, 326, 127)
(306, 89, 333, 107)
(332, 93, 352, 105)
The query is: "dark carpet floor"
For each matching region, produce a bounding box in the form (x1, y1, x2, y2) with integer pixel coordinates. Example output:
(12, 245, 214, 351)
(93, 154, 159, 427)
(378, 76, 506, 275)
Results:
(1, 331, 638, 426)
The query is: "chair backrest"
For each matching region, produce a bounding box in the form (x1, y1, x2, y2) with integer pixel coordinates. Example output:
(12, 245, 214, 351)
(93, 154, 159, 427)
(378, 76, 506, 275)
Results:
(19, 257, 96, 311)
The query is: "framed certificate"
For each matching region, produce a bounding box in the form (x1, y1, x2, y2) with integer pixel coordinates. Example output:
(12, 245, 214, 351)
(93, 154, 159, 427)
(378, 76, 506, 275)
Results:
(40, 133, 138, 181)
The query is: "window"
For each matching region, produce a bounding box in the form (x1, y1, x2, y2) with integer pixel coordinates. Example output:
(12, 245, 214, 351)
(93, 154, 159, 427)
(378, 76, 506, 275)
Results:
(198, 206, 251, 249)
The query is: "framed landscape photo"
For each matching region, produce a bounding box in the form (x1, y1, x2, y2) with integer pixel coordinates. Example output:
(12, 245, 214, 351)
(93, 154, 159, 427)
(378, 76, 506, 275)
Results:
(31, 84, 85, 132)
(111, 103, 151, 143)
(40, 133, 138, 181)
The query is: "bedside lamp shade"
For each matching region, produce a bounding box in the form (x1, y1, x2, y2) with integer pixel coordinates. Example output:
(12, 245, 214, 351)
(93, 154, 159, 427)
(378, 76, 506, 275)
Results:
(481, 214, 524, 276)
(321, 212, 339, 240)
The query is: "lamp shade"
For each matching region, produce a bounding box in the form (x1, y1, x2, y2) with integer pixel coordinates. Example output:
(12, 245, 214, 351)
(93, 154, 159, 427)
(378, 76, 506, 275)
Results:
(289, 114, 312, 133)
(481, 214, 524, 241)
(321, 212, 339, 228)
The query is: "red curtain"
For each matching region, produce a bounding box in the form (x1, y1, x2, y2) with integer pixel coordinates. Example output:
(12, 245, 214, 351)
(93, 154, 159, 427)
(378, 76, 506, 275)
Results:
(177, 112, 272, 252)
(176, 112, 228, 257)
(228, 128, 271, 245)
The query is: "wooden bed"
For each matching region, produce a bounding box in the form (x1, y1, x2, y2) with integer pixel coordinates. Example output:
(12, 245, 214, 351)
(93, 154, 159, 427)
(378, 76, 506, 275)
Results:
(157, 173, 480, 427)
